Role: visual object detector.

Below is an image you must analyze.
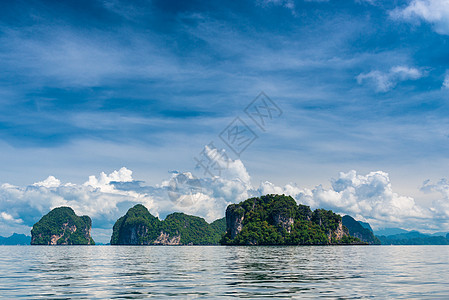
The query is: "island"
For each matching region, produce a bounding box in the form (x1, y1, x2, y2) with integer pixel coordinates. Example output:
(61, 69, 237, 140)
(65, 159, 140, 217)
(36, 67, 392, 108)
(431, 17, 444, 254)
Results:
(220, 194, 363, 245)
(31, 207, 95, 245)
(110, 204, 226, 245)
(342, 215, 381, 245)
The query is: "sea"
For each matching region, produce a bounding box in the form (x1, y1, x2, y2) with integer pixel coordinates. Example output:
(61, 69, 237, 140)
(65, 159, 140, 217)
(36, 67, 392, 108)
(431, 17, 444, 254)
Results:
(0, 245, 448, 299)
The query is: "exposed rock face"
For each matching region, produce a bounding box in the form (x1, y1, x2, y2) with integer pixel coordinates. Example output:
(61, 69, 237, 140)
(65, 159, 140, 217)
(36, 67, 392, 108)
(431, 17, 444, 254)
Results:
(31, 207, 94, 245)
(273, 214, 294, 233)
(225, 205, 245, 239)
(121, 224, 151, 245)
(110, 204, 226, 245)
(153, 232, 181, 245)
(327, 221, 347, 243)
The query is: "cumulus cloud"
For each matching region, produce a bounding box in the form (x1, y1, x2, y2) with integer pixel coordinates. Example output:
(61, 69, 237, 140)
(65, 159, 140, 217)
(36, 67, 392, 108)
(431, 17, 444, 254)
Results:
(390, 0, 449, 35)
(1, 145, 448, 241)
(257, 170, 433, 229)
(0, 167, 152, 234)
(357, 66, 424, 92)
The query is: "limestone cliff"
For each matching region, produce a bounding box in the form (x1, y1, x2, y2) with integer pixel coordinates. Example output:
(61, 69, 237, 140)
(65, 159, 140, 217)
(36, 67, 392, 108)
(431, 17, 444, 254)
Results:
(31, 207, 95, 245)
(225, 205, 245, 239)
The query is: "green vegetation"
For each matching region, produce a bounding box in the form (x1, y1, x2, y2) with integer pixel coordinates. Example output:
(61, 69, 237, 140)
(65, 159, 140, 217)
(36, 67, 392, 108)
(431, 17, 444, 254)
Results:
(220, 194, 363, 245)
(342, 215, 381, 245)
(161, 213, 226, 245)
(110, 204, 160, 245)
(31, 207, 95, 245)
(110, 204, 226, 245)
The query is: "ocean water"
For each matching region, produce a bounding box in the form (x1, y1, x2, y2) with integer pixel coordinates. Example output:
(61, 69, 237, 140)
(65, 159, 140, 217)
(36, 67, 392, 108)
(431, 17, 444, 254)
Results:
(0, 245, 448, 299)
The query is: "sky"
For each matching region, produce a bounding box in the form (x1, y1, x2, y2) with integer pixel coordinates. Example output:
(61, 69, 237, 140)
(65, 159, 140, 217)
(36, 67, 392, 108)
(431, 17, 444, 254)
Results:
(1, 0, 449, 243)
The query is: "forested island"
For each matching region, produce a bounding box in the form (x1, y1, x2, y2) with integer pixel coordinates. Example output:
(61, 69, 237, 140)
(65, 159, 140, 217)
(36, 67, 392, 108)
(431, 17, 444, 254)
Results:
(31, 207, 95, 245)
(26, 194, 449, 246)
(110, 204, 225, 245)
(221, 194, 363, 245)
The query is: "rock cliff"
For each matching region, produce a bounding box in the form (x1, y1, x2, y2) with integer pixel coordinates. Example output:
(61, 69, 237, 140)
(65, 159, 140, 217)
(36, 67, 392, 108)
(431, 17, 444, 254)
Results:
(31, 207, 95, 245)
(225, 205, 245, 239)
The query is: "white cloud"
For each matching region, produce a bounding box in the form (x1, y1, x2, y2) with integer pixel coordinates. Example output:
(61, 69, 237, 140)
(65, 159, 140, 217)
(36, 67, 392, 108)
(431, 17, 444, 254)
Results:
(442, 72, 449, 88)
(33, 176, 61, 188)
(0, 168, 155, 234)
(84, 167, 133, 193)
(390, 0, 449, 35)
(421, 179, 449, 219)
(357, 65, 424, 92)
(257, 170, 432, 229)
(0, 212, 22, 223)
(1, 145, 448, 241)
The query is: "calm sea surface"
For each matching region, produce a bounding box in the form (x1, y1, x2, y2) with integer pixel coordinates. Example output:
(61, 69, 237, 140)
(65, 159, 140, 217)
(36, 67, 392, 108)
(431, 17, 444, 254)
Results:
(0, 245, 448, 299)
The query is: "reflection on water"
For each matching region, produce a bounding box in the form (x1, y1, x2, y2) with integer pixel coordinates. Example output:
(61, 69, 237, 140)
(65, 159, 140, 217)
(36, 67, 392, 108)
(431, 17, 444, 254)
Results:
(0, 245, 448, 298)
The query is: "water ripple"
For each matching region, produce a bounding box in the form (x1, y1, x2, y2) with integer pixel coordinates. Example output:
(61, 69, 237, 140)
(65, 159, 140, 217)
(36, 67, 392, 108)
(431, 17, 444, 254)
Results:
(0, 245, 448, 298)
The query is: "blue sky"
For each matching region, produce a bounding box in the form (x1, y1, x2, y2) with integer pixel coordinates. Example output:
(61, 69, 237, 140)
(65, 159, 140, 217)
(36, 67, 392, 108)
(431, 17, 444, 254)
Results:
(2, 0, 449, 242)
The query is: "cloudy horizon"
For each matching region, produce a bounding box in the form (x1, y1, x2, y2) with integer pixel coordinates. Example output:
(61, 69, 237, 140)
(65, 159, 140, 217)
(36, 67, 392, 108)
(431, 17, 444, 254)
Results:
(2, 146, 449, 243)
(2, 0, 449, 242)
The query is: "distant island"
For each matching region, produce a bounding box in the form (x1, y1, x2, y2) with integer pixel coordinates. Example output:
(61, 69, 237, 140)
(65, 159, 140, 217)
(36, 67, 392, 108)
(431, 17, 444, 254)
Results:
(377, 231, 449, 245)
(110, 204, 225, 245)
(22, 194, 449, 246)
(31, 207, 95, 245)
(0, 233, 31, 245)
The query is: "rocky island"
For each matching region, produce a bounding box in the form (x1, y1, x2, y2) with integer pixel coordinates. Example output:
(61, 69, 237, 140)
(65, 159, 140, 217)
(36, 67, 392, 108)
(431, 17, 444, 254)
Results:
(220, 194, 363, 245)
(110, 204, 226, 245)
(31, 207, 95, 245)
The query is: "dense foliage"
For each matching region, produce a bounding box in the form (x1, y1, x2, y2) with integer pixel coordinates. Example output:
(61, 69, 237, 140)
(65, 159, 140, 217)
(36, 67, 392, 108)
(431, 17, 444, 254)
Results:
(110, 204, 226, 245)
(31, 207, 95, 245)
(342, 215, 381, 245)
(161, 213, 226, 245)
(221, 194, 363, 245)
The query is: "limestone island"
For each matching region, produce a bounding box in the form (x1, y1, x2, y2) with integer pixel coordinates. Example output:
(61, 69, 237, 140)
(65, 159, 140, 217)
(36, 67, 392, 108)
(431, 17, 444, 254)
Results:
(110, 204, 226, 245)
(30, 194, 373, 246)
(31, 207, 95, 245)
(221, 194, 364, 245)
